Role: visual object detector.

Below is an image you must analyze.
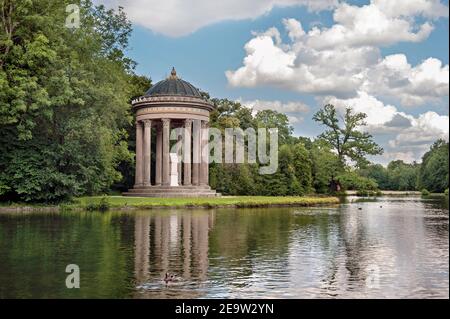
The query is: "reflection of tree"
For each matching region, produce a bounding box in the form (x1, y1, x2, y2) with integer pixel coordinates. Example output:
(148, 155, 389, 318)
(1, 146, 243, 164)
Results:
(207, 208, 295, 282)
(339, 206, 366, 286)
(0, 212, 134, 298)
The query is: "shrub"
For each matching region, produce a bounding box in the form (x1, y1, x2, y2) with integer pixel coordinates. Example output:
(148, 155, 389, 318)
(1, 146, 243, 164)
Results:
(337, 172, 379, 191)
(98, 196, 110, 212)
(85, 196, 110, 212)
(421, 189, 430, 196)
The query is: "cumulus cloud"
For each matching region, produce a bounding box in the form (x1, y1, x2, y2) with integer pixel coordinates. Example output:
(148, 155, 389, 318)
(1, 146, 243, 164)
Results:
(98, 0, 337, 37)
(306, 2, 434, 49)
(238, 99, 310, 113)
(226, 28, 376, 97)
(226, 0, 449, 105)
(388, 111, 449, 149)
(372, 0, 449, 19)
(288, 115, 304, 124)
(366, 54, 449, 106)
(322, 91, 398, 126)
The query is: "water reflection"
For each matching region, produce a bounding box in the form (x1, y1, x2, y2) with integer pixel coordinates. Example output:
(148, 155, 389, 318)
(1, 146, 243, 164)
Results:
(133, 211, 214, 298)
(0, 196, 448, 298)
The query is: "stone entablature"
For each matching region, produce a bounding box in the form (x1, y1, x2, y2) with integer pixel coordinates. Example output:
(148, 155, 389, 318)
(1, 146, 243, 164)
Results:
(136, 106, 209, 122)
(132, 95, 214, 112)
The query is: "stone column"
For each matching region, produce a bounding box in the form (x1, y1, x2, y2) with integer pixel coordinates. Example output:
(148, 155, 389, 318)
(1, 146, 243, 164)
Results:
(162, 118, 171, 186)
(155, 124, 162, 186)
(176, 132, 183, 185)
(200, 121, 209, 186)
(143, 119, 152, 186)
(183, 119, 192, 186)
(134, 121, 144, 187)
(192, 120, 201, 186)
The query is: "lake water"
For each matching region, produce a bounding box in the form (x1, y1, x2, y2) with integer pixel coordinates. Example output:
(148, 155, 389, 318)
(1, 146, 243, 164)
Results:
(0, 196, 448, 299)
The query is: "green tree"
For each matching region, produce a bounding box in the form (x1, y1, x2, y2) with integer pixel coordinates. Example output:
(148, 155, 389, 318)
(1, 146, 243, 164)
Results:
(291, 143, 313, 195)
(310, 140, 342, 193)
(386, 160, 419, 191)
(336, 171, 378, 191)
(0, 1, 143, 202)
(418, 140, 449, 193)
(359, 164, 390, 190)
(255, 109, 293, 145)
(313, 104, 383, 168)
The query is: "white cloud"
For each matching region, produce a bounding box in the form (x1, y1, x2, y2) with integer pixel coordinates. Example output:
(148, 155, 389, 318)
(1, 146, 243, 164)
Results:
(237, 98, 307, 125)
(238, 99, 310, 113)
(322, 91, 398, 126)
(288, 115, 304, 124)
(98, 0, 337, 37)
(366, 54, 449, 106)
(306, 2, 434, 49)
(388, 111, 449, 150)
(226, 31, 376, 97)
(382, 151, 417, 163)
(227, 0, 449, 105)
(373, 0, 449, 19)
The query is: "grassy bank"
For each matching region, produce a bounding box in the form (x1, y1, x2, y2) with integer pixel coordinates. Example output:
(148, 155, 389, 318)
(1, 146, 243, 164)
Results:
(0, 196, 340, 212)
(75, 195, 340, 210)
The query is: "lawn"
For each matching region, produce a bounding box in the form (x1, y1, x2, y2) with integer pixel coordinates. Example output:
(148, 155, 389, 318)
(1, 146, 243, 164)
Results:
(74, 195, 340, 210)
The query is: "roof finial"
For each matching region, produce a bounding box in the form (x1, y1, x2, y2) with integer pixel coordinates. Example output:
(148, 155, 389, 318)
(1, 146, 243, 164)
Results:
(170, 67, 177, 79)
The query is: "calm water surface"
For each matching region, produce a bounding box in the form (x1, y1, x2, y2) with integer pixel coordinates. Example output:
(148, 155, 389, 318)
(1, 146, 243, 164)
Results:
(0, 196, 448, 298)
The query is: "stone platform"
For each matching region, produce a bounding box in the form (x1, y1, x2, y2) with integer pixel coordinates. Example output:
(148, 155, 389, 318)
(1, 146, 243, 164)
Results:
(123, 185, 221, 198)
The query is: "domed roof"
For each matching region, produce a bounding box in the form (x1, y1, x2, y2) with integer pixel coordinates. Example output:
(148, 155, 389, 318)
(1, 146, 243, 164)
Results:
(145, 68, 202, 98)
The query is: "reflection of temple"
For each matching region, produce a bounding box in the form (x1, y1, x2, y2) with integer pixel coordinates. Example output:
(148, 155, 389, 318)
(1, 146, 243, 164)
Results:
(133, 211, 215, 291)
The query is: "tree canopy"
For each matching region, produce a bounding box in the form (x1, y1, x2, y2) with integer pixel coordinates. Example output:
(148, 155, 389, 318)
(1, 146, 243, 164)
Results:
(313, 104, 383, 168)
(0, 0, 150, 201)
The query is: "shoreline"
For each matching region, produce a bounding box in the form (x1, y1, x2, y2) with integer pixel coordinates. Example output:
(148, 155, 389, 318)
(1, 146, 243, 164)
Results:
(0, 196, 340, 213)
(345, 190, 422, 196)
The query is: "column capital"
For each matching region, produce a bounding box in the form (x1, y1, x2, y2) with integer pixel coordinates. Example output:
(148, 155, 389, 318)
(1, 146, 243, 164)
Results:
(201, 121, 209, 129)
(162, 118, 171, 128)
(184, 118, 193, 128)
(142, 119, 152, 127)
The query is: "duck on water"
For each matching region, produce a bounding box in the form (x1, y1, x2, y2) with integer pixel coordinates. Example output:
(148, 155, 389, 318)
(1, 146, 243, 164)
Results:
(164, 272, 181, 284)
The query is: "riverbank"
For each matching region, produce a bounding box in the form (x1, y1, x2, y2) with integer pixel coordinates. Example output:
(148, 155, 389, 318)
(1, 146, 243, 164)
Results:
(345, 190, 422, 196)
(0, 196, 340, 213)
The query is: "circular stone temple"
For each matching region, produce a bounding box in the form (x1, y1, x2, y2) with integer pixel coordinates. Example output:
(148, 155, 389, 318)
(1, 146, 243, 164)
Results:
(123, 68, 220, 197)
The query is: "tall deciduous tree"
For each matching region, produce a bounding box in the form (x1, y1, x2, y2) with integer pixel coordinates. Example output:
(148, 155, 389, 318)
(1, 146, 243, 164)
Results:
(0, 0, 148, 202)
(313, 104, 383, 168)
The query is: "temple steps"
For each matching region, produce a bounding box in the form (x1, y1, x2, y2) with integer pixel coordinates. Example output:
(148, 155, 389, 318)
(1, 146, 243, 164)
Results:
(122, 186, 221, 198)
(122, 192, 221, 198)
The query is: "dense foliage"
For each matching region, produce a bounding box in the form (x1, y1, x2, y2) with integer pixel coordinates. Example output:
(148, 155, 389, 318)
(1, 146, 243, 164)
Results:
(0, 0, 149, 202)
(359, 140, 449, 193)
(207, 99, 382, 196)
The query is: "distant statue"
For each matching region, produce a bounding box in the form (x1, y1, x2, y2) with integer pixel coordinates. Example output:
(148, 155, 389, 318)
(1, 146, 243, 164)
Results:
(170, 153, 179, 186)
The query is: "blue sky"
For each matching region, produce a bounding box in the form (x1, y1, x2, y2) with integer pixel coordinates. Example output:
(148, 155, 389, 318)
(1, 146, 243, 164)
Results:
(101, 0, 449, 165)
